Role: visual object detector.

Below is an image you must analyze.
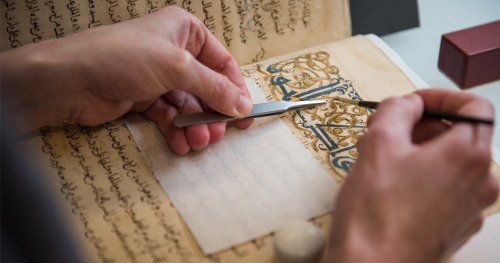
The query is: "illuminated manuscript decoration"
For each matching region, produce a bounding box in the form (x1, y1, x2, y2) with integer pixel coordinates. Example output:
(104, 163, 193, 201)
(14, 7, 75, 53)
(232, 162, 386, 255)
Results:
(244, 51, 371, 182)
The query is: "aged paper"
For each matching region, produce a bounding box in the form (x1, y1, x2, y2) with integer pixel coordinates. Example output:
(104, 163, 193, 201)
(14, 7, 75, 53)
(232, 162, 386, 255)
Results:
(0, 0, 350, 65)
(239, 35, 420, 184)
(125, 79, 338, 254)
(9, 33, 500, 262)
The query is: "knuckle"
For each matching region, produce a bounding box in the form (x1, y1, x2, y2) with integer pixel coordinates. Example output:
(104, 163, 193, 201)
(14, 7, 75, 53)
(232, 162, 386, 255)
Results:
(475, 97, 495, 115)
(214, 55, 235, 73)
(378, 97, 400, 111)
(362, 126, 399, 158)
(174, 49, 194, 72)
(211, 74, 226, 96)
(467, 142, 492, 168)
(381, 95, 422, 117)
(381, 97, 400, 105)
(381, 97, 409, 110)
(166, 49, 194, 86)
(450, 140, 476, 161)
(366, 125, 392, 143)
(210, 75, 233, 108)
(484, 99, 494, 113)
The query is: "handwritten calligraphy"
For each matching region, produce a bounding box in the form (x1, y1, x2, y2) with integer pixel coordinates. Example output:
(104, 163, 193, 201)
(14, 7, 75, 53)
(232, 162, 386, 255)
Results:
(147, 0, 160, 14)
(266, 0, 284, 35)
(45, 1, 65, 38)
(106, 0, 122, 23)
(3, 0, 22, 48)
(220, 0, 233, 46)
(234, 0, 249, 43)
(164, 0, 177, 5)
(287, 0, 298, 31)
(26, 0, 43, 42)
(88, 0, 101, 28)
(66, 0, 81, 32)
(202, 1, 215, 34)
(125, 0, 139, 19)
(41, 125, 114, 262)
(301, 0, 311, 27)
(181, 0, 195, 14)
(5, 1, 350, 261)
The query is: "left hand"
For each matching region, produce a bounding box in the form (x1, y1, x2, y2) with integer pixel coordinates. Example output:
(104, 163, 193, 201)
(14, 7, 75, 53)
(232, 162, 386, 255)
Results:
(0, 6, 253, 154)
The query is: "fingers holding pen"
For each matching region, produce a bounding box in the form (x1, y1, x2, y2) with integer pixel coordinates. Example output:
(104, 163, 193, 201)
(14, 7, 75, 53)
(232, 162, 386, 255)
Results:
(358, 94, 424, 154)
(415, 89, 494, 147)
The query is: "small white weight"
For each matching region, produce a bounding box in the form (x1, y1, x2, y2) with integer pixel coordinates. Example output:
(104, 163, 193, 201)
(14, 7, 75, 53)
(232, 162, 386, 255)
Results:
(274, 221, 326, 263)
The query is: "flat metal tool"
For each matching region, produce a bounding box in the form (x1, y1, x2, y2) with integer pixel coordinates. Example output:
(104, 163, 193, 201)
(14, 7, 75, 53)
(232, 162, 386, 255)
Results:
(173, 100, 327, 128)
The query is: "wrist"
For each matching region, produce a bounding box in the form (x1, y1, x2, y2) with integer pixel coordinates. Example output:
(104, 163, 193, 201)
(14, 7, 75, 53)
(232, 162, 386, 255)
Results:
(323, 218, 436, 263)
(1, 39, 75, 132)
(324, 227, 395, 263)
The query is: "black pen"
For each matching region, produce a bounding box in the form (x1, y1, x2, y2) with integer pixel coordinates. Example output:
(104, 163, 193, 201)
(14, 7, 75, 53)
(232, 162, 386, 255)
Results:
(334, 98, 494, 125)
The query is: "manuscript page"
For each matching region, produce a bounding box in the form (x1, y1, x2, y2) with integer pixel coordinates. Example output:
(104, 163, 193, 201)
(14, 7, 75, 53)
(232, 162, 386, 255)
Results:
(0, 0, 351, 65)
(16, 34, 500, 263)
(3, 1, 499, 260)
(239, 34, 500, 213)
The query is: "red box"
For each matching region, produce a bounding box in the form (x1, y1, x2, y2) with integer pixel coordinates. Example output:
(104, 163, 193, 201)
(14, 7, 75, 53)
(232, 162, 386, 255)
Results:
(438, 20, 500, 89)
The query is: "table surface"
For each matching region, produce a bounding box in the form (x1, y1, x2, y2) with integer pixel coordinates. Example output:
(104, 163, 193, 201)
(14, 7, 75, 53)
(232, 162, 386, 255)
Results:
(380, 0, 500, 150)
(381, 1, 500, 261)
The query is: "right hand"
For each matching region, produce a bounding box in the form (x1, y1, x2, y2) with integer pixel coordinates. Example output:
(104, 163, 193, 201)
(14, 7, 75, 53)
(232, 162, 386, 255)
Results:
(324, 89, 498, 263)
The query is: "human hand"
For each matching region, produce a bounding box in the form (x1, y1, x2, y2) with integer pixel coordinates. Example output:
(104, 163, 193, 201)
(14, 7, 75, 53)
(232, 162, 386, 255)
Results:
(324, 89, 498, 263)
(0, 6, 253, 155)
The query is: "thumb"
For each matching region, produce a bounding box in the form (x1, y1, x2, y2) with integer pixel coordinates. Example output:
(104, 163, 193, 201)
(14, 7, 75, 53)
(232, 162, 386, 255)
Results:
(166, 49, 253, 118)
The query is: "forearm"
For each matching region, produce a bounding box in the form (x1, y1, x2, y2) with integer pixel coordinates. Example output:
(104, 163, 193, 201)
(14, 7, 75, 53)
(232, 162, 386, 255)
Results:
(323, 218, 428, 263)
(1, 39, 77, 132)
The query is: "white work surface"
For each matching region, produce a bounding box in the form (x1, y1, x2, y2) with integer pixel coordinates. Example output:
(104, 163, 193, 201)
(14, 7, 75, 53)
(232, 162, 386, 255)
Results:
(381, 1, 500, 262)
(381, 0, 500, 149)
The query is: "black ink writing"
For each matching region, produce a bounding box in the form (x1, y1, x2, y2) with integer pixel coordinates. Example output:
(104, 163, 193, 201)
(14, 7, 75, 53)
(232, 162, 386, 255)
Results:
(66, 0, 81, 32)
(106, 0, 122, 23)
(88, 0, 102, 28)
(202, 1, 215, 34)
(45, 0, 65, 38)
(220, 0, 233, 46)
(4, 0, 23, 48)
(26, 0, 43, 42)
(126, 0, 139, 19)
(182, 0, 195, 14)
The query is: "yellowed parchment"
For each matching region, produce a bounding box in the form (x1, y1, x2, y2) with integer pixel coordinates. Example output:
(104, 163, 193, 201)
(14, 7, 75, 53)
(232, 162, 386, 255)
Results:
(240, 35, 419, 185)
(6, 8, 499, 261)
(0, 0, 350, 65)
(240, 34, 500, 211)
(14, 34, 500, 263)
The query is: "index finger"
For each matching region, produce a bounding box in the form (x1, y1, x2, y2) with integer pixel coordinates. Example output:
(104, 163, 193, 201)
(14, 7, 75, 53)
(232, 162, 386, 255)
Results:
(362, 94, 424, 150)
(415, 89, 494, 147)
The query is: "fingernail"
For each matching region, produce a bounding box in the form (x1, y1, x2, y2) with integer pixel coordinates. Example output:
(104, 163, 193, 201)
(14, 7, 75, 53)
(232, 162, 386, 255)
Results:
(235, 95, 253, 118)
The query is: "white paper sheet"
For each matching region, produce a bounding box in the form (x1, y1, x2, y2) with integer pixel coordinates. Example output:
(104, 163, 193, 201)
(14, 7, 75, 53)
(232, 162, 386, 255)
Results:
(125, 79, 338, 254)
